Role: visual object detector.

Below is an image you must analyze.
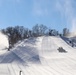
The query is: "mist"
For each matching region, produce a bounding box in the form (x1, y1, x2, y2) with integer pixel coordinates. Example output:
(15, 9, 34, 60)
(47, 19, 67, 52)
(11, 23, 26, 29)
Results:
(56, 0, 76, 37)
(0, 32, 9, 50)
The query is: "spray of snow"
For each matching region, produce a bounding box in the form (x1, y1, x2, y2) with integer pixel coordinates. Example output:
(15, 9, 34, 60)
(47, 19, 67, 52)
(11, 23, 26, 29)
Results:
(70, 18, 76, 37)
(56, 0, 76, 37)
(0, 32, 9, 50)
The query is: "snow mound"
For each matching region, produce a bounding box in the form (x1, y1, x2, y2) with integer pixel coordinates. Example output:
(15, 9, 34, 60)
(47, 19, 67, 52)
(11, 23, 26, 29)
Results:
(0, 32, 9, 50)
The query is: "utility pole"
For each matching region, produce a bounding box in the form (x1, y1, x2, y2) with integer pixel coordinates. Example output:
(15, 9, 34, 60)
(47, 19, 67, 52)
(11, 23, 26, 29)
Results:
(19, 70, 22, 75)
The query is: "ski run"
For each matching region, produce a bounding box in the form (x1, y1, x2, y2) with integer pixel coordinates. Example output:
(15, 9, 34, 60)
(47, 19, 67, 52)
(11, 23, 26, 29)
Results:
(0, 36, 76, 75)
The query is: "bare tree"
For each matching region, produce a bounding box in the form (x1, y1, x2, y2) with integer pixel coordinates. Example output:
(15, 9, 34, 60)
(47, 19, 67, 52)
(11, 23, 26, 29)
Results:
(63, 28, 69, 36)
(32, 24, 47, 37)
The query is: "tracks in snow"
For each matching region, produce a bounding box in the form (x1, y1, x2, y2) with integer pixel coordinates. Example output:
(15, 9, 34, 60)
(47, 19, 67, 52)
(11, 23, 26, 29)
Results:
(0, 36, 76, 75)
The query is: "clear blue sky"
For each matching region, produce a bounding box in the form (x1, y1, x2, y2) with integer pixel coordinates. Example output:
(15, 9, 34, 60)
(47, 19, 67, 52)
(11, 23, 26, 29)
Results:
(0, 0, 76, 32)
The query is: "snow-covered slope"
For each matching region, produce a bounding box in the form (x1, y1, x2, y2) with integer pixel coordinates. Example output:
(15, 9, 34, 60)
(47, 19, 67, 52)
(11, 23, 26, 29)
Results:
(0, 36, 76, 75)
(12, 38, 41, 64)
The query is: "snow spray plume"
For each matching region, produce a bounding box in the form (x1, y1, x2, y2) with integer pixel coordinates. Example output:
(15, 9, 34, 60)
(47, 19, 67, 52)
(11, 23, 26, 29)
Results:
(0, 31, 9, 50)
(56, 0, 76, 37)
(70, 19, 76, 37)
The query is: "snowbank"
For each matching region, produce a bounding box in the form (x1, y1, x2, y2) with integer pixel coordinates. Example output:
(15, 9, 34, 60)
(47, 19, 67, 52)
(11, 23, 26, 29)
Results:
(0, 32, 9, 50)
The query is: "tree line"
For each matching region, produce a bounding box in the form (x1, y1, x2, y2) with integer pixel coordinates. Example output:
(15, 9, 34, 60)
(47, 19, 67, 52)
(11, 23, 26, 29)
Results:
(1, 24, 70, 46)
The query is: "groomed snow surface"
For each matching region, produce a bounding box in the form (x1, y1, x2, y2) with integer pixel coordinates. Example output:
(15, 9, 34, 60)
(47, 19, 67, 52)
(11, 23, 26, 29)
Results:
(0, 36, 76, 75)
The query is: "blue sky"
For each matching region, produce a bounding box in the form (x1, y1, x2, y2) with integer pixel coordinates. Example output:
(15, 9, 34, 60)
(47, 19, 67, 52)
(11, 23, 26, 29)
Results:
(0, 0, 76, 32)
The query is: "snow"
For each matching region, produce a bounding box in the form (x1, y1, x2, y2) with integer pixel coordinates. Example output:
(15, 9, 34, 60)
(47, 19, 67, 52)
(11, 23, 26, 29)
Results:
(0, 36, 76, 75)
(0, 32, 9, 50)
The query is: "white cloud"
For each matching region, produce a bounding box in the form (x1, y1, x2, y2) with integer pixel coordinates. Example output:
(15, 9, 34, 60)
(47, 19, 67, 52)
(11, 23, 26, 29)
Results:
(32, 0, 49, 16)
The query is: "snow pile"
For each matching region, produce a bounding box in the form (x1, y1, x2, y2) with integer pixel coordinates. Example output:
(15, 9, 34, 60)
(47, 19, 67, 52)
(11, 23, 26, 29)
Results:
(0, 32, 9, 50)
